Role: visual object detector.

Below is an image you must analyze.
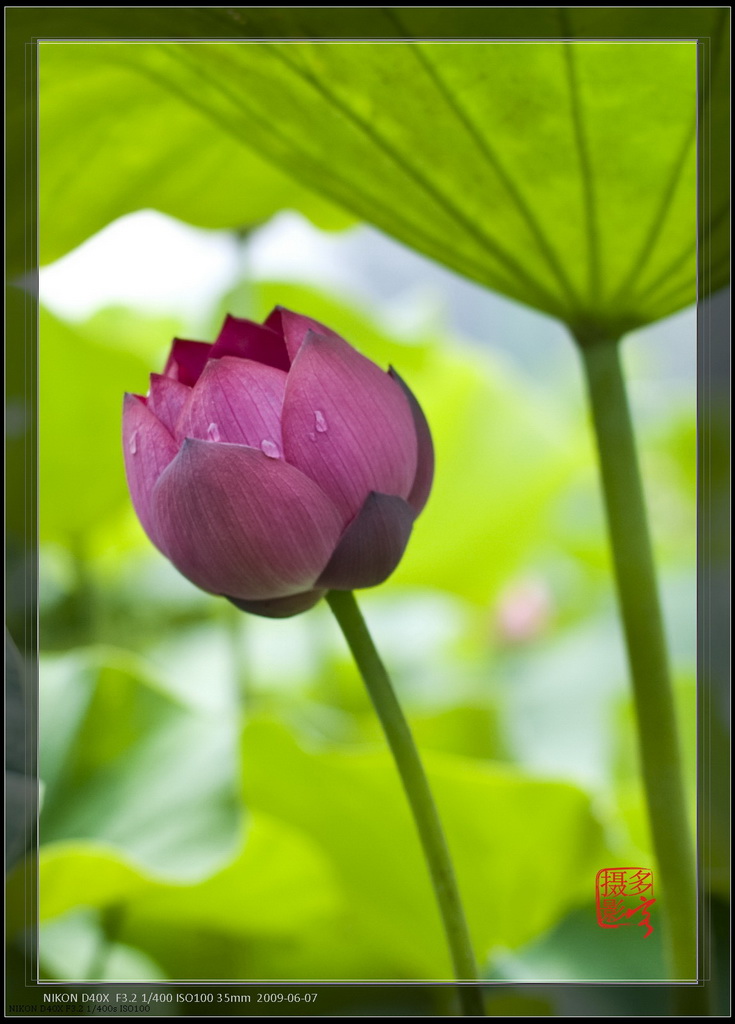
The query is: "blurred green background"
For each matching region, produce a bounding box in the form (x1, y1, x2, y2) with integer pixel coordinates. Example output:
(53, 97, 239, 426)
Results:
(8, 25, 721, 1016)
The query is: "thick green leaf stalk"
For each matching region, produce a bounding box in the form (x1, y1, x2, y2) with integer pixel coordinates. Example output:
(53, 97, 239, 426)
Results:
(577, 335, 696, 982)
(326, 590, 485, 1016)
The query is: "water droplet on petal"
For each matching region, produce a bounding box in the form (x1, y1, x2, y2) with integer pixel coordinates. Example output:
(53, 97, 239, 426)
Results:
(207, 422, 221, 442)
(314, 409, 328, 433)
(260, 439, 280, 459)
(308, 432, 317, 442)
(128, 430, 138, 455)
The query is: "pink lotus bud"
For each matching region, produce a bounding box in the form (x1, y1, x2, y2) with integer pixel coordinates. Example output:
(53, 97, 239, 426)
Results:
(123, 308, 434, 618)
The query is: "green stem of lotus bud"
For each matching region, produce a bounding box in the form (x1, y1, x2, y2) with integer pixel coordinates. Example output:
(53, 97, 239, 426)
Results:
(326, 590, 484, 1016)
(225, 602, 252, 713)
(577, 335, 696, 982)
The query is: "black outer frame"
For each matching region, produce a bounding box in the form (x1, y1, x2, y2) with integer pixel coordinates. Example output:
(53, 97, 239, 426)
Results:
(4, 6, 730, 1017)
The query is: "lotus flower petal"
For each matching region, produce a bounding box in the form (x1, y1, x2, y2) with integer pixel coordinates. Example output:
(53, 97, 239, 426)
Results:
(317, 492, 414, 590)
(282, 331, 418, 521)
(226, 589, 326, 619)
(163, 339, 212, 386)
(210, 314, 289, 372)
(151, 438, 343, 601)
(147, 374, 191, 434)
(265, 306, 345, 363)
(175, 356, 287, 453)
(122, 393, 178, 551)
(125, 310, 434, 611)
(389, 368, 435, 515)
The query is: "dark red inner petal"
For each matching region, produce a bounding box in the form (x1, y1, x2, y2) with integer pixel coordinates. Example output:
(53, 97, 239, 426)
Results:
(211, 315, 289, 372)
(163, 340, 212, 386)
(263, 306, 286, 336)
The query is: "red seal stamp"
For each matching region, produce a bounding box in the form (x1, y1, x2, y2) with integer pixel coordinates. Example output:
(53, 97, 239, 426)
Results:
(596, 867, 656, 938)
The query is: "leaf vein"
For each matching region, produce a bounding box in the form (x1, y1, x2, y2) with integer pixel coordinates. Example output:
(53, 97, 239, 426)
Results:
(269, 42, 566, 315)
(387, 12, 581, 309)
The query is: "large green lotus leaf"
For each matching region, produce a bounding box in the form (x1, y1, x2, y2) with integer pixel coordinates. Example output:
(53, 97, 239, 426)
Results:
(124, 814, 338, 939)
(36, 814, 337, 931)
(117, 814, 345, 981)
(241, 718, 606, 979)
(37, 842, 151, 924)
(39, 648, 242, 880)
(48, 39, 701, 336)
(30, 813, 339, 980)
(37, 44, 351, 267)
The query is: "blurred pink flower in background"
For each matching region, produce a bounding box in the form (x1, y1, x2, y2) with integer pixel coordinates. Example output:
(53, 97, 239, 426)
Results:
(495, 577, 553, 645)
